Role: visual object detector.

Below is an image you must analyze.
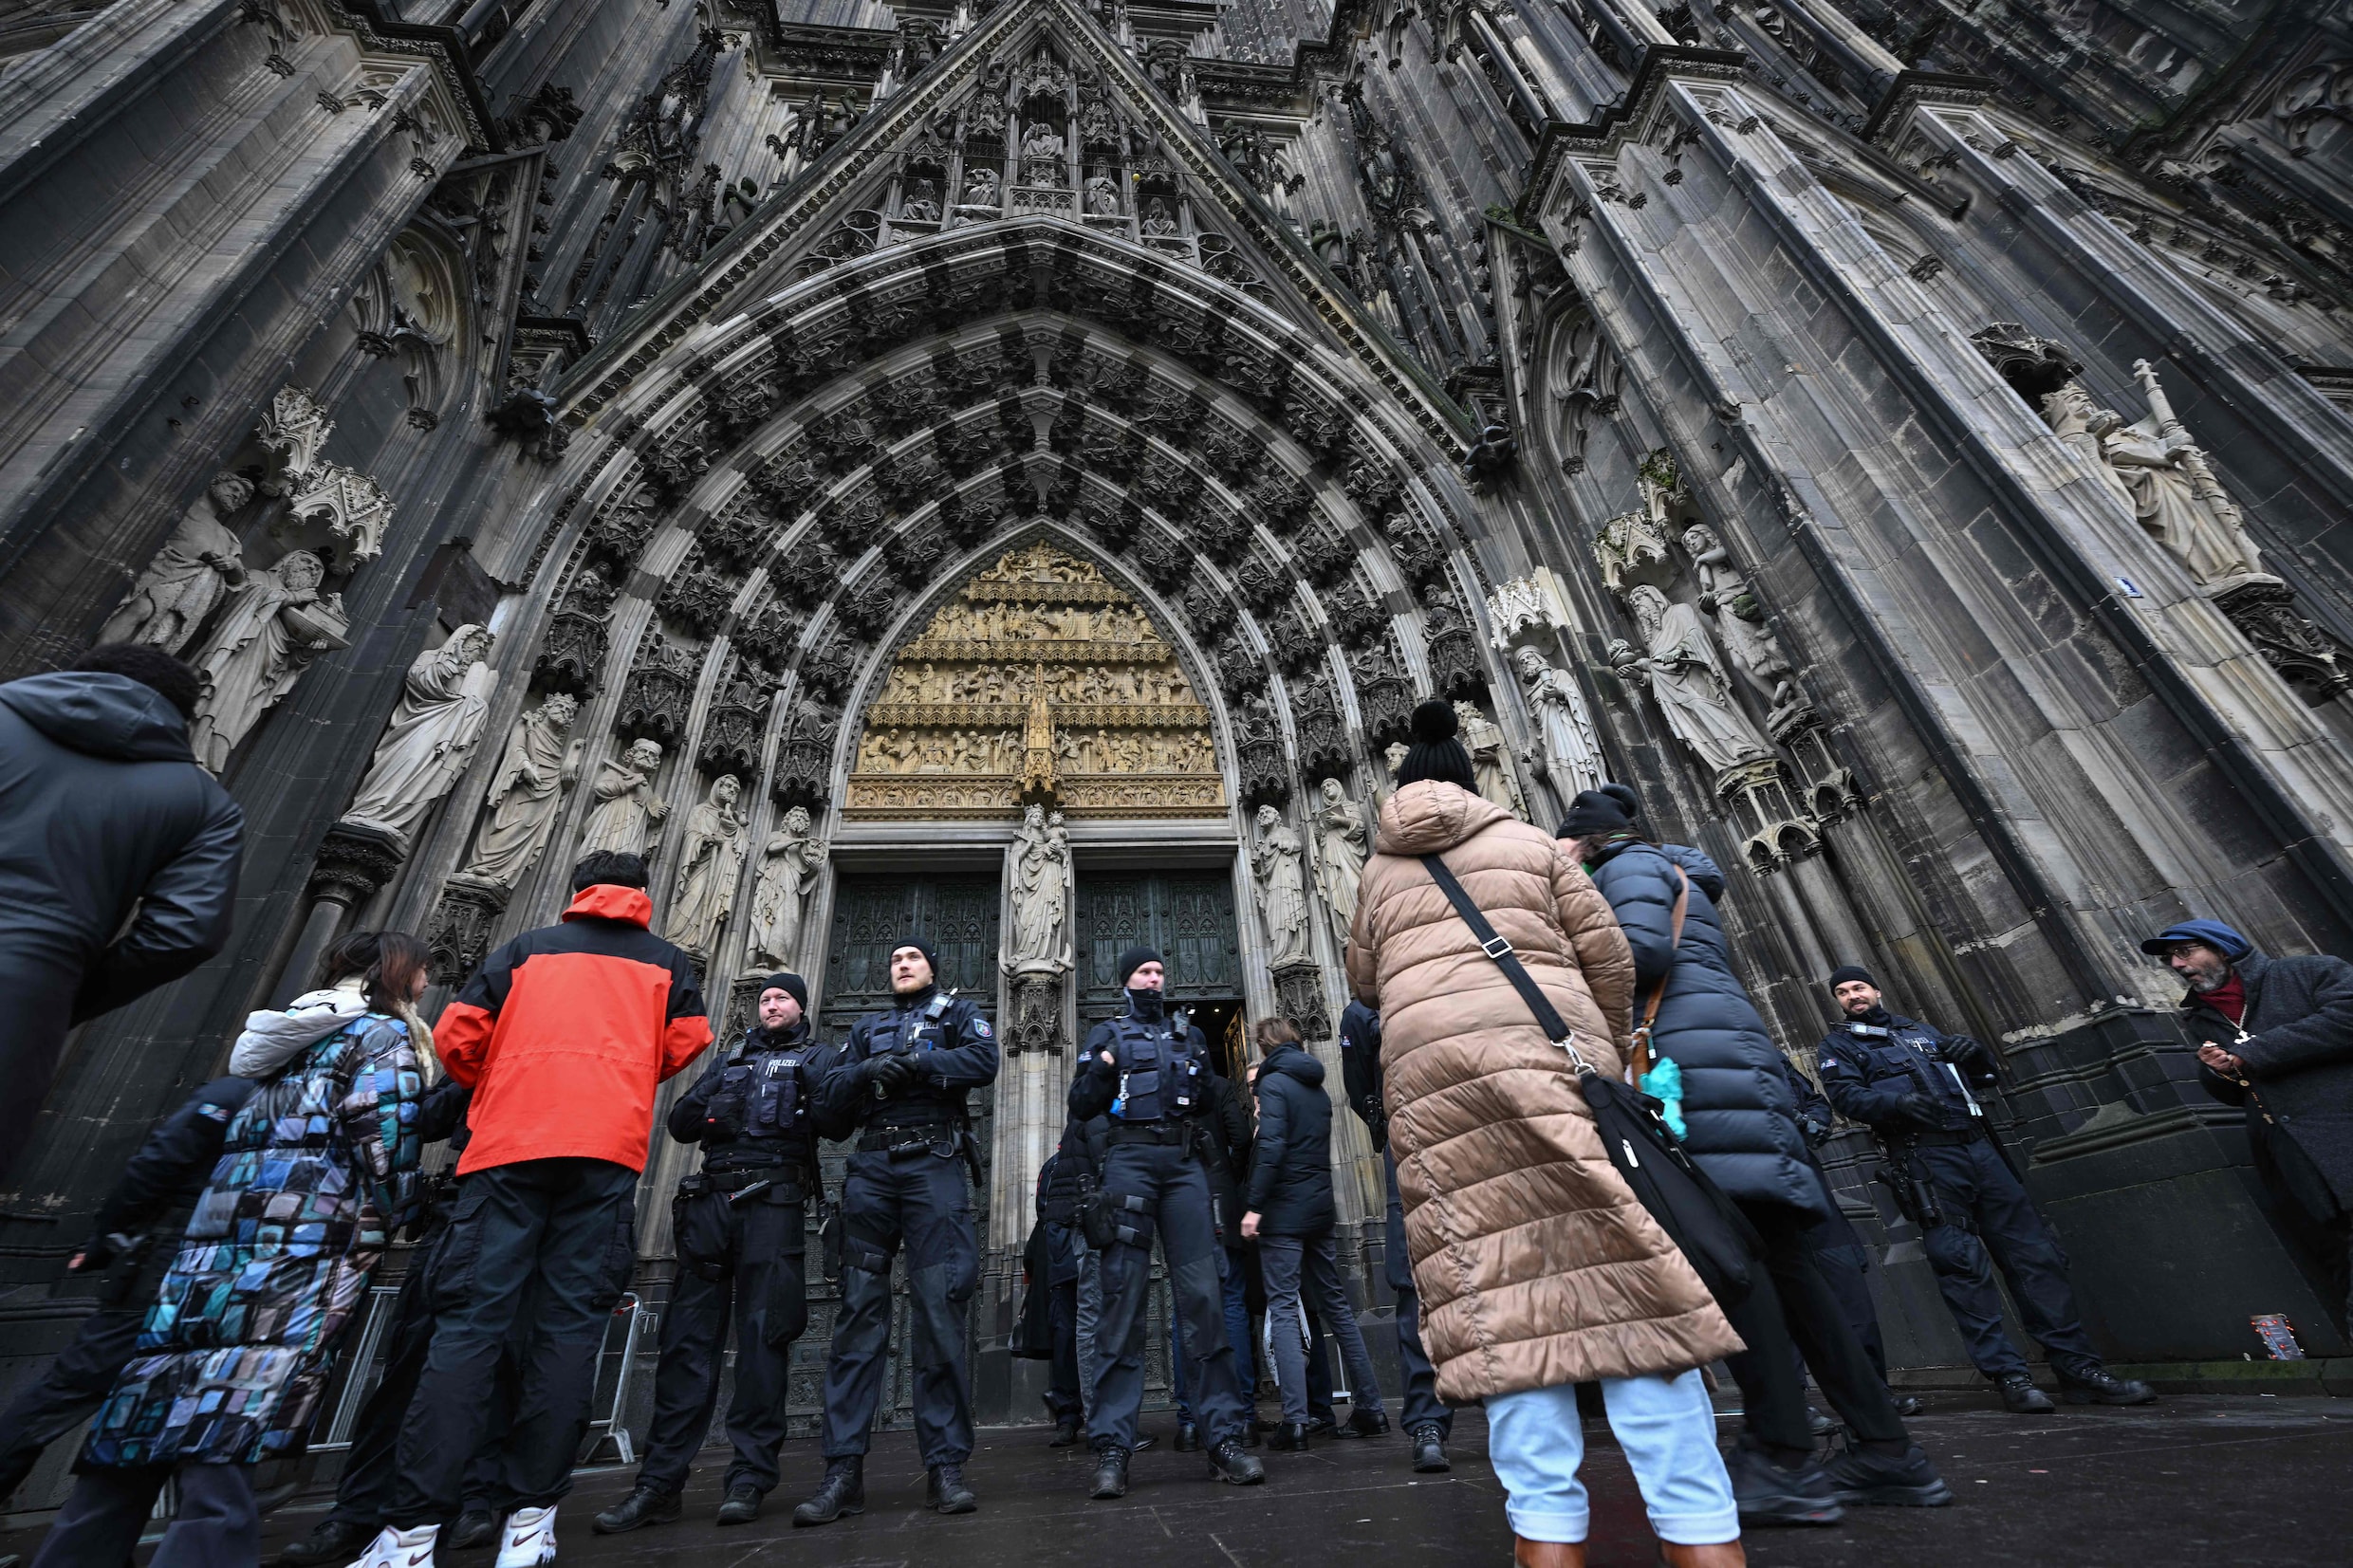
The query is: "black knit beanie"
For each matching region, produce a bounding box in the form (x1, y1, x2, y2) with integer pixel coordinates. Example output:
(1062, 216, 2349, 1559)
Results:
(1826, 964, 1876, 990)
(1557, 786, 1637, 839)
(1116, 945, 1165, 987)
(892, 936, 941, 985)
(758, 971, 809, 1014)
(1391, 700, 1476, 792)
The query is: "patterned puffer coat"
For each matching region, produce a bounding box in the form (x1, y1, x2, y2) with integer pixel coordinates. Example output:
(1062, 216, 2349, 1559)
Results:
(81, 1010, 423, 1467)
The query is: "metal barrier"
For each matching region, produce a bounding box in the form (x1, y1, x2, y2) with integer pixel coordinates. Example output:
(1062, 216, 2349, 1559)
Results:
(311, 1283, 403, 1453)
(578, 1294, 653, 1467)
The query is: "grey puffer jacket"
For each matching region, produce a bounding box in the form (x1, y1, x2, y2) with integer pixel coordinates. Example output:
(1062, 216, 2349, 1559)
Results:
(1585, 837, 1828, 1219)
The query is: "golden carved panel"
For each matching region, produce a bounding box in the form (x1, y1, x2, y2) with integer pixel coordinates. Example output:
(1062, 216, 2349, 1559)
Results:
(846, 541, 1226, 820)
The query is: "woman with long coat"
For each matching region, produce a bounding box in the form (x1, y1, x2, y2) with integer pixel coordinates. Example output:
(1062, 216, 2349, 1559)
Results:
(1346, 703, 1745, 1568)
(34, 932, 430, 1567)
(1559, 784, 1949, 1527)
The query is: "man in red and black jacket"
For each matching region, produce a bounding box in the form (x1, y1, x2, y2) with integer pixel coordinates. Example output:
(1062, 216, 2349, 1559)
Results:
(354, 851, 711, 1568)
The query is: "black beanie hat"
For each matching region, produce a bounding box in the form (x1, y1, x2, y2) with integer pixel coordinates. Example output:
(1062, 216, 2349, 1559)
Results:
(891, 937, 940, 984)
(1392, 699, 1476, 792)
(1826, 964, 1876, 990)
(1557, 785, 1638, 839)
(758, 971, 809, 1014)
(1116, 945, 1165, 987)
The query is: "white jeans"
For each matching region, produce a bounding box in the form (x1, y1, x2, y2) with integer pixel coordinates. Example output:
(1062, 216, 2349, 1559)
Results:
(1484, 1370, 1739, 1545)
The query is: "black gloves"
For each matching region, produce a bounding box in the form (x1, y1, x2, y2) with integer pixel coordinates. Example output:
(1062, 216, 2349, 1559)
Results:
(873, 1055, 923, 1096)
(1896, 1091, 1944, 1126)
(1798, 1115, 1833, 1147)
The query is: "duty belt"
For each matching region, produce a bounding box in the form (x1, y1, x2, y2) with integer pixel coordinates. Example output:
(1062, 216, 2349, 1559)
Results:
(697, 1161, 789, 1190)
(1107, 1120, 1193, 1145)
(1897, 1128, 1984, 1148)
(860, 1123, 960, 1154)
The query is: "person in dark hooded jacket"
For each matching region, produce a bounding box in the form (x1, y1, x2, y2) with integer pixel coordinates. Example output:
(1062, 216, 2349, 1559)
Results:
(1242, 1019, 1387, 1449)
(1561, 784, 1947, 1526)
(0, 644, 243, 1181)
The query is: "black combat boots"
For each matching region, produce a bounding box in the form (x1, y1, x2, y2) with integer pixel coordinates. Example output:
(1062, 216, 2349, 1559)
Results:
(276, 1518, 378, 1564)
(715, 1484, 762, 1525)
(1823, 1441, 1954, 1507)
(1408, 1423, 1451, 1473)
(2057, 1366, 2157, 1406)
(1091, 1444, 1131, 1500)
(1998, 1372, 2056, 1412)
(1269, 1421, 1312, 1450)
(591, 1483, 681, 1535)
(792, 1457, 865, 1526)
(1208, 1436, 1267, 1485)
(1050, 1411, 1083, 1447)
(1726, 1435, 1843, 1527)
(927, 1464, 978, 1514)
(1334, 1408, 1391, 1439)
(1174, 1419, 1201, 1451)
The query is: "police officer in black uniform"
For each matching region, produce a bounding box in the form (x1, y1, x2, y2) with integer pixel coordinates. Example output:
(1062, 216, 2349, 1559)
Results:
(1816, 965, 2155, 1411)
(1070, 946, 1264, 1500)
(595, 972, 829, 1534)
(1337, 1001, 1452, 1473)
(794, 937, 997, 1524)
(1036, 1116, 1102, 1446)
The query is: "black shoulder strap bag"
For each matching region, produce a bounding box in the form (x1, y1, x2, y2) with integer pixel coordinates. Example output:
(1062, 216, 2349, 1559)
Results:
(1418, 853, 1761, 1307)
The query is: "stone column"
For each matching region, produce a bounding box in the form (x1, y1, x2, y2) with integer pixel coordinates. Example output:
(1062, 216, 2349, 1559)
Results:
(273, 824, 404, 1007)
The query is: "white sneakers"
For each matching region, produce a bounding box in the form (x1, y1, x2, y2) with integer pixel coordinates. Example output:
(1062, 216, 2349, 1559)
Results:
(495, 1504, 559, 1567)
(344, 1523, 437, 1568)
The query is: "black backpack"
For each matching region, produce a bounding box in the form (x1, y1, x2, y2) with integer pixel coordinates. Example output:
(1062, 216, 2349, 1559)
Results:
(1418, 853, 1762, 1307)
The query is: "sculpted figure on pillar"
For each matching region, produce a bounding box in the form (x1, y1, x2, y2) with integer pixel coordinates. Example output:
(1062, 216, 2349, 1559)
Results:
(1512, 645, 1607, 800)
(665, 775, 747, 958)
(100, 472, 253, 654)
(1251, 803, 1313, 966)
(187, 547, 351, 774)
(339, 625, 498, 853)
(1454, 700, 1527, 820)
(580, 737, 671, 856)
(1611, 585, 1774, 777)
(1682, 523, 1798, 722)
(2043, 372, 2269, 588)
(747, 804, 826, 972)
(1307, 777, 1367, 947)
(1006, 802, 1072, 971)
(460, 692, 584, 888)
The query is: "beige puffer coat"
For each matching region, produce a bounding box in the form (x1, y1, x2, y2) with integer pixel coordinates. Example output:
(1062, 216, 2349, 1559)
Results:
(1344, 781, 1744, 1402)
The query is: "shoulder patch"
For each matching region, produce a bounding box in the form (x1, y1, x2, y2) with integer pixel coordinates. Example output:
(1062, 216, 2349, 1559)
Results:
(972, 1018, 993, 1039)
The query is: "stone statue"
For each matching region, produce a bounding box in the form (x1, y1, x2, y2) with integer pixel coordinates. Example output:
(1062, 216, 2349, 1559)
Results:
(1512, 645, 1607, 801)
(100, 472, 252, 654)
(579, 737, 671, 856)
(1084, 171, 1120, 215)
(339, 626, 498, 854)
(1681, 524, 1797, 720)
(1454, 701, 1526, 819)
(1612, 584, 1774, 775)
(187, 548, 350, 774)
(746, 804, 825, 972)
(1021, 121, 1065, 182)
(901, 176, 941, 222)
(460, 692, 584, 888)
(1140, 198, 1177, 237)
(1251, 803, 1312, 966)
(1307, 778, 1367, 947)
(665, 775, 747, 958)
(1006, 802, 1071, 971)
(958, 164, 999, 211)
(2103, 364, 2267, 588)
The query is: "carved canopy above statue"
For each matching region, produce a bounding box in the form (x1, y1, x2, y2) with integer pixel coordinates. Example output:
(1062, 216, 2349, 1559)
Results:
(847, 540, 1223, 819)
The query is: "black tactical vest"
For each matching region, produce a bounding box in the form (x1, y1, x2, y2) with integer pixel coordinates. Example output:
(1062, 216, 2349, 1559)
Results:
(1107, 1011, 1205, 1123)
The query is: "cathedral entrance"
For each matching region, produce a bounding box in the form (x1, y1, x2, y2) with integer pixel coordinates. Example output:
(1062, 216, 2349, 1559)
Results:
(805, 873, 1001, 1435)
(1076, 871, 1247, 1078)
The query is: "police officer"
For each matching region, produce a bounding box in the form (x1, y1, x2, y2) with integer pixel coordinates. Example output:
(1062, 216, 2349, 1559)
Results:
(595, 973, 828, 1534)
(794, 938, 996, 1523)
(1336, 1001, 1452, 1473)
(1070, 947, 1264, 1500)
(1035, 1116, 1100, 1446)
(1816, 965, 2156, 1411)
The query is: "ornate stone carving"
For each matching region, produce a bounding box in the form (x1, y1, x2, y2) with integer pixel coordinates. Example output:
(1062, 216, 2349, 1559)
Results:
(1349, 641, 1416, 745)
(283, 461, 395, 568)
(1513, 646, 1607, 802)
(187, 548, 351, 774)
(658, 554, 739, 637)
(338, 626, 498, 854)
(2210, 578, 2353, 699)
(1456, 701, 1527, 820)
(579, 737, 670, 857)
(589, 484, 660, 568)
(101, 473, 254, 655)
(1008, 972, 1065, 1055)
(1271, 956, 1331, 1042)
(1006, 802, 1073, 973)
(698, 667, 769, 776)
(534, 565, 615, 694)
(1251, 803, 1314, 968)
(846, 542, 1223, 819)
(1595, 450, 1681, 595)
(2044, 364, 2270, 590)
(664, 775, 747, 959)
(256, 385, 335, 487)
(615, 632, 698, 747)
(1383, 513, 1445, 585)
(1608, 584, 1775, 779)
(1683, 523, 1799, 725)
(460, 693, 584, 888)
(1306, 777, 1368, 948)
(1421, 596, 1488, 699)
(746, 804, 826, 973)
(771, 697, 841, 809)
(306, 823, 403, 909)
(1232, 692, 1290, 809)
(424, 878, 509, 986)
(1290, 673, 1351, 783)
(1486, 569, 1572, 647)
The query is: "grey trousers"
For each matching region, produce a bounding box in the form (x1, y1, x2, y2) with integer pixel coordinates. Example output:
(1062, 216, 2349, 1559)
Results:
(1261, 1230, 1385, 1426)
(33, 1463, 256, 1567)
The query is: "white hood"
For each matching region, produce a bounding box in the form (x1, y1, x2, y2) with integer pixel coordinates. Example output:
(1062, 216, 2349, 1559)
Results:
(230, 978, 367, 1079)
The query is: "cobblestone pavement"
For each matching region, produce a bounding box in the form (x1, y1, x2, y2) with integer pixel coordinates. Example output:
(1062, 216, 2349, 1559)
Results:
(7, 1391, 2346, 1566)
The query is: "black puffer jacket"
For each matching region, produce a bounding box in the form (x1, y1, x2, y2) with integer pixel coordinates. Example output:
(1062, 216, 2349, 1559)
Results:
(0, 673, 243, 1177)
(1584, 837, 1827, 1218)
(1246, 1042, 1337, 1236)
(2190, 950, 2353, 1214)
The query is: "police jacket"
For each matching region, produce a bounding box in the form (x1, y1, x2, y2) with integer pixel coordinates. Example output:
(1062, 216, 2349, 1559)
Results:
(1040, 1115, 1105, 1224)
(1815, 1007, 1997, 1136)
(1069, 991, 1214, 1128)
(1246, 1043, 1337, 1236)
(815, 984, 997, 1138)
(1338, 1000, 1387, 1152)
(668, 1020, 828, 1172)
(1199, 1073, 1251, 1238)
(2188, 950, 2353, 1213)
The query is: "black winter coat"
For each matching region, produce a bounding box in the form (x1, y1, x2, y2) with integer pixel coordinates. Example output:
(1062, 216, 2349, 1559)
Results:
(2189, 950, 2353, 1215)
(1199, 1071, 1253, 1242)
(1338, 1001, 1388, 1152)
(1585, 838, 1827, 1218)
(1246, 1043, 1337, 1236)
(0, 673, 243, 1178)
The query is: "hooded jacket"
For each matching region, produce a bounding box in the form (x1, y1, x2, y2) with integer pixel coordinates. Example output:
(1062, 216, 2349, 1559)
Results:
(1344, 782, 1742, 1402)
(0, 673, 242, 1171)
(2186, 948, 2353, 1214)
(230, 977, 372, 1079)
(435, 883, 713, 1174)
(1246, 1042, 1338, 1236)
(1584, 837, 1830, 1218)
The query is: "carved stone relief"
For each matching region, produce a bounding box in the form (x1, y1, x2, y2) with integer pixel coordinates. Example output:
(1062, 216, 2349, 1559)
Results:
(338, 626, 498, 855)
(459, 693, 584, 889)
(579, 737, 671, 857)
(186, 547, 351, 774)
(745, 804, 826, 974)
